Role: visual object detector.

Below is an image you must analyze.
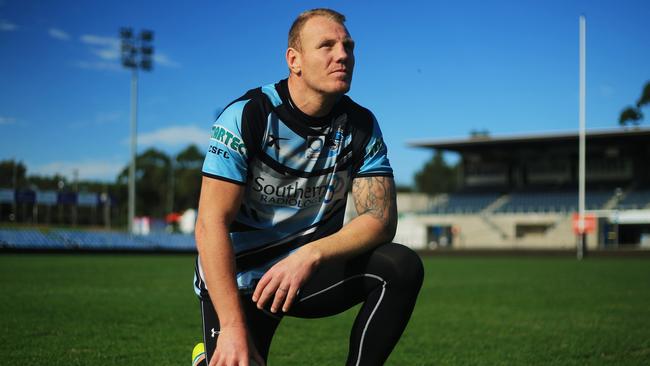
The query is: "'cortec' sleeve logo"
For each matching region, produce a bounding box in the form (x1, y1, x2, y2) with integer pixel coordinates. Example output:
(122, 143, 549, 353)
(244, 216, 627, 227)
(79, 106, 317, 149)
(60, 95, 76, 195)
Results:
(211, 125, 246, 156)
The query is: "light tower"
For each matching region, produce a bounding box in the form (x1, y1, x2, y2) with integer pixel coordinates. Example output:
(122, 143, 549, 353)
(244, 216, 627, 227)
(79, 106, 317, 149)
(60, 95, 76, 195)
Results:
(577, 16, 586, 259)
(120, 28, 154, 233)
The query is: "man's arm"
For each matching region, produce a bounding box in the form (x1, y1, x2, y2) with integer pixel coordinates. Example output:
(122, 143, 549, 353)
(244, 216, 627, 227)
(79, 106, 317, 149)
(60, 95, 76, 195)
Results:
(310, 175, 397, 259)
(252, 175, 397, 313)
(195, 176, 263, 366)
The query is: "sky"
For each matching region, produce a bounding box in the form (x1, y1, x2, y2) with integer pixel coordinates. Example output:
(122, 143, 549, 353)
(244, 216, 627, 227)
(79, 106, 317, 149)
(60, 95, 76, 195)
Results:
(1, 0, 648, 186)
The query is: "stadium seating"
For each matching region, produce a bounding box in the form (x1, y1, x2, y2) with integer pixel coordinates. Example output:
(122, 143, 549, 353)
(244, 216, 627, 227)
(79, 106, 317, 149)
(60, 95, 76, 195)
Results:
(54, 230, 155, 251)
(0, 229, 65, 250)
(0, 228, 196, 252)
(495, 190, 612, 213)
(144, 232, 196, 251)
(428, 193, 502, 214)
(616, 189, 650, 210)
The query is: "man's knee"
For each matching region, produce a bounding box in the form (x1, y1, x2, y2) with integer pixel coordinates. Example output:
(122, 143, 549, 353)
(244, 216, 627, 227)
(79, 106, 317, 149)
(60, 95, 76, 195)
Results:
(371, 243, 424, 290)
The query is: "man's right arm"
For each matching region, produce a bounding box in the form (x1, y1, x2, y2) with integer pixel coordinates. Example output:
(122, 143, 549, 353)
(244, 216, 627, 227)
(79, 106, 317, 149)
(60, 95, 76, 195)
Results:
(195, 176, 259, 366)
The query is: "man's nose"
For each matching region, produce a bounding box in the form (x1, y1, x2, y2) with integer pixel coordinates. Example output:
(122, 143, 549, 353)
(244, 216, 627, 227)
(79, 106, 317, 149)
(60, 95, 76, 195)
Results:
(334, 43, 350, 63)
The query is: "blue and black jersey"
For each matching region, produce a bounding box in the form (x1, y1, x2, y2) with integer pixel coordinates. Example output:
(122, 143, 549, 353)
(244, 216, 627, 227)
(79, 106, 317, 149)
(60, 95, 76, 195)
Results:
(195, 79, 392, 295)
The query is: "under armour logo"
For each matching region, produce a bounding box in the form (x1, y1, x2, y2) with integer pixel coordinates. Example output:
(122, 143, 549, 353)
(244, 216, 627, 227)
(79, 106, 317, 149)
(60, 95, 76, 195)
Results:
(211, 328, 220, 338)
(266, 134, 289, 149)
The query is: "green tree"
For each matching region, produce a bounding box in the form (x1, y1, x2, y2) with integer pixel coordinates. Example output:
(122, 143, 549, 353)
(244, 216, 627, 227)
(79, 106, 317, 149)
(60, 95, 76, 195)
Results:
(619, 81, 650, 126)
(414, 150, 458, 194)
(27, 174, 68, 190)
(0, 160, 27, 189)
(117, 148, 171, 218)
(174, 144, 203, 211)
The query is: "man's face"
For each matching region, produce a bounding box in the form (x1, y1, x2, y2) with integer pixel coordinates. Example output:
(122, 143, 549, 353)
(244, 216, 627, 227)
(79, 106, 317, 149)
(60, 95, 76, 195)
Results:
(295, 16, 355, 96)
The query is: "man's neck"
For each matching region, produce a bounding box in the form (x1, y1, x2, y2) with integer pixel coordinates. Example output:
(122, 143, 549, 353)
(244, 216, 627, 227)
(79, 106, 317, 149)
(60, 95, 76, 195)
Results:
(287, 76, 340, 118)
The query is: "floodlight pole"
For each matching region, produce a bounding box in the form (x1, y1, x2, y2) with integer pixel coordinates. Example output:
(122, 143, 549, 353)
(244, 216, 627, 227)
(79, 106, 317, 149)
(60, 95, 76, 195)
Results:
(577, 15, 586, 260)
(128, 68, 138, 234)
(121, 27, 154, 234)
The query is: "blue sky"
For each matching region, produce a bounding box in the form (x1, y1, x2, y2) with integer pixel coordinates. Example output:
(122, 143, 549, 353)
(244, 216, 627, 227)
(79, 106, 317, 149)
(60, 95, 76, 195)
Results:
(1, 0, 648, 186)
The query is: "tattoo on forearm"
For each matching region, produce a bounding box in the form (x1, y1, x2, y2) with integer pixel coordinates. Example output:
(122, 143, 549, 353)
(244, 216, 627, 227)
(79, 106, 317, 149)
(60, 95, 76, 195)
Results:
(352, 176, 397, 233)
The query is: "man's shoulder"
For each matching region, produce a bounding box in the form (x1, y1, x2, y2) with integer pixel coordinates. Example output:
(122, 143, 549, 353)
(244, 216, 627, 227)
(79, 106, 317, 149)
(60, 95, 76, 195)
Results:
(230, 86, 273, 110)
(341, 95, 372, 115)
(220, 85, 276, 122)
(340, 95, 376, 130)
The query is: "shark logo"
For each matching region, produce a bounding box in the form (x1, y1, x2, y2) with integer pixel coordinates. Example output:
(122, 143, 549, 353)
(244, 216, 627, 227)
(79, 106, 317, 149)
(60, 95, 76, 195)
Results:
(305, 136, 325, 160)
(211, 328, 220, 338)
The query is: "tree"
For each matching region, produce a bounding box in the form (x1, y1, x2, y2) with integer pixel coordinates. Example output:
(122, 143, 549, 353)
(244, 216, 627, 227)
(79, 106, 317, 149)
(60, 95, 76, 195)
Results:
(176, 144, 203, 170)
(117, 148, 172, 218)
(637, 81, 650, 107)
(619, 107, 643, 126)
(0, 160, 27, 188)
(414, 150, 459, 194)
(619, 81, 650, 127)
(174, 145, 203, 211)
(27, 174, 68, 190)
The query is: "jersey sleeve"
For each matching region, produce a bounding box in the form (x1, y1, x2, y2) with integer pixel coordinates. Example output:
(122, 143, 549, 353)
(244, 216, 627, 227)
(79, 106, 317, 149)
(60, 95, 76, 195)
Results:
(356, 114, 394, 178)
(201, 100, 250, 185)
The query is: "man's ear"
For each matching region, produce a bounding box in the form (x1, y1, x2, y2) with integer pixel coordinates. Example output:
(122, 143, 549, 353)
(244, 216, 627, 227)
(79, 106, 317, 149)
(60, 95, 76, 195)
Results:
(286, 47, 301, 76)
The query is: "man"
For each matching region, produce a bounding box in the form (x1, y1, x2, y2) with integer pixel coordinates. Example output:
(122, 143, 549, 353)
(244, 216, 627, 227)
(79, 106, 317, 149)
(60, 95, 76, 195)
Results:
(193, 8, 423, 366)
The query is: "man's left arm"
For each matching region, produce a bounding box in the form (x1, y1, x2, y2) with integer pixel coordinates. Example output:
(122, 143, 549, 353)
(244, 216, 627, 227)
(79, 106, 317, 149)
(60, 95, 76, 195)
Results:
(252, 174, 396, 313)
(310, 175, 397, 259)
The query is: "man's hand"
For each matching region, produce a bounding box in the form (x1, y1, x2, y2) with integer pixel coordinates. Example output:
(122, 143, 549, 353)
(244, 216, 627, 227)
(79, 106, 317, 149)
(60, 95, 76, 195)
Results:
(252, 245, 322, 313)
(210, 323, 265, 366)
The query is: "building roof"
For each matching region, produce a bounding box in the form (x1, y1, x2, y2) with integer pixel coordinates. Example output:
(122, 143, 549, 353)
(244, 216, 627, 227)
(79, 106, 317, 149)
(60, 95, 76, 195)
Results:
(408, 127, 650, 152)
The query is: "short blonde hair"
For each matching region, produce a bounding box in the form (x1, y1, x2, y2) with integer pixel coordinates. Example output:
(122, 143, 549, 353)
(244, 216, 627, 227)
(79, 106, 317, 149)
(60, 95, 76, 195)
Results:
(288, 8, 346, 51)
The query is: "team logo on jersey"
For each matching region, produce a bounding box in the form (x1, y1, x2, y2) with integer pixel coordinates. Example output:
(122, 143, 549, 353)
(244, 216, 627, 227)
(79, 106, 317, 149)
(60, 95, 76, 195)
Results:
(211, 125, 246, 156)
(305, 136, 325, 160)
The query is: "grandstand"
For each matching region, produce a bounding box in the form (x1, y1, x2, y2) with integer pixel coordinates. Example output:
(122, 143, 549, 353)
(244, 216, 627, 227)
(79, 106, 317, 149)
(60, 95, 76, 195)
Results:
(0, 229, 63, 250)
(0, 228, 196, 252)
(616, 189, 650, 210)
(397, 127, 650, 250)
(0, 189, 116, 226)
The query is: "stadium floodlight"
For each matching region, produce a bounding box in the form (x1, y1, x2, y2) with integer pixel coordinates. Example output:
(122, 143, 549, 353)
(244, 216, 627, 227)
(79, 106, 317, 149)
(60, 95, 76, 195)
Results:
(120, 27, 155, 234)
(577, 16, 586, 260)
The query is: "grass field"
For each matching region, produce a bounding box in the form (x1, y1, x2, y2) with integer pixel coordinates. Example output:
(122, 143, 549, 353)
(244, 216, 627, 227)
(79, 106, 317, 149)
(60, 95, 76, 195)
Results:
(1, 254, 649, 365)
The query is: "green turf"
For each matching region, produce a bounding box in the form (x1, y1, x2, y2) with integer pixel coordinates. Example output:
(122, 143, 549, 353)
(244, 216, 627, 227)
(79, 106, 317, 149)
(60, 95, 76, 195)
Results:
(1, 254, 649, 365)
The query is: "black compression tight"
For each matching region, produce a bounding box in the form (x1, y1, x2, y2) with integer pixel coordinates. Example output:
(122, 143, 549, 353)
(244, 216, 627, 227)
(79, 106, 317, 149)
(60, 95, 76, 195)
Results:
(199, 243, 424, 366)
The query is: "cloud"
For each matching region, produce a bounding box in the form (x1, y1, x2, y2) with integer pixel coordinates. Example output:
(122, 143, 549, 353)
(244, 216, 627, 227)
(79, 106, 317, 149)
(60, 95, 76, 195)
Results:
(154, 53, 181, 68)
(76, 33, 179, 71)
(31, 159, 126, 181)
(136, 125, 208, 147)
(80, 34, 120, 60)
(74, 60, 122, 72)
(73, 34, 122, 72)
(93, 47, 120, 60)
(0, 19, 17, 31)
(49, 28, 70, 41)
(0, 116, 16, 125)
(80, 34, 120, 47)
(76, 33, 180, 72)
